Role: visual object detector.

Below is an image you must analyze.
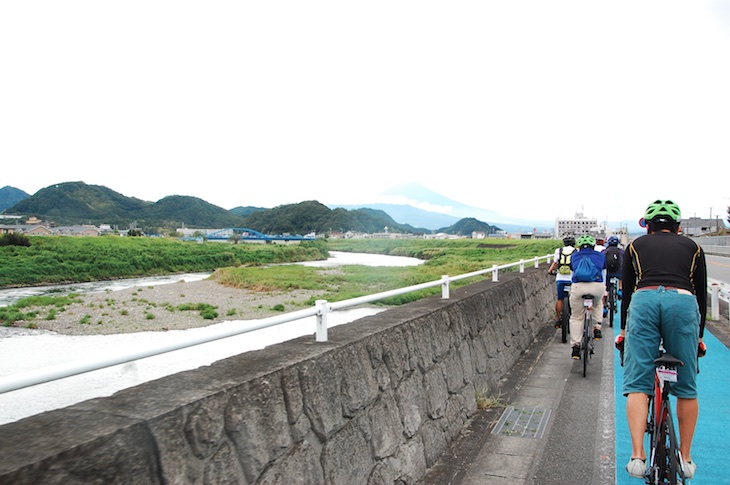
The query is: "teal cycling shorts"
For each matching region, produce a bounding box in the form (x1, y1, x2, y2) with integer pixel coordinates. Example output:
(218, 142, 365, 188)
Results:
(622, 286, 700, 399)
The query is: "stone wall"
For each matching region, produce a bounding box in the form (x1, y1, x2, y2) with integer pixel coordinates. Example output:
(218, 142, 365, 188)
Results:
(0, 266, 554, 485)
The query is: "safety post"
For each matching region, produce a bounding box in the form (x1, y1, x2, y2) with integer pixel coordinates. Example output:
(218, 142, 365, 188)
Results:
(441, 275, 450, 299)
(316, 300, 329, 342)
(710, 284, 720, 321)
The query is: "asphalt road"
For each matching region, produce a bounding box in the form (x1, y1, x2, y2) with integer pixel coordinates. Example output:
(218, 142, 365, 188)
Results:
(707, 254, 730, 282)
(421, 255, 729, 484)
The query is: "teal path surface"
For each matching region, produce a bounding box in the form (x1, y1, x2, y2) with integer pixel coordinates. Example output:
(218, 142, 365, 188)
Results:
(614, 312, 730, 484)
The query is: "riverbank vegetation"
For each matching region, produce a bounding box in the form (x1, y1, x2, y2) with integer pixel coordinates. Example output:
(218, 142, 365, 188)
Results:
(0, 236, 329, 288)
(1, 236, 560, 328)
(213, 238, 559, 305)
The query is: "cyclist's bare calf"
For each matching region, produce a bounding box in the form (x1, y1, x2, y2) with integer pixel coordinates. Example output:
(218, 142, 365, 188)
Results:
(676, 397, 698, 464)
(626, 393, 649, 461)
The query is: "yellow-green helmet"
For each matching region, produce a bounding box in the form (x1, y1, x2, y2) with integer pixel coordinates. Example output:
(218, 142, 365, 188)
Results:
(576, 234, 595, 248)
(644, 199, 681, 222)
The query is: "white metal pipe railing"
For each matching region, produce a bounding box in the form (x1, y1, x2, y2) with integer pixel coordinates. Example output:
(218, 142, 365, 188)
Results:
(0, 305, 318, 394)
(0, 254, 554, 394)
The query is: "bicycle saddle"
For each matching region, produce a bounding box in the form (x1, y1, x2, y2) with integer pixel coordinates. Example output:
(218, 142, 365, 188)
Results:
(654, 352, 684, 367)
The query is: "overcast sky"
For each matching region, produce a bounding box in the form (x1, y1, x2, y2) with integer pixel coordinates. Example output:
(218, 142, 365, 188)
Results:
(2, 1, 729, 226)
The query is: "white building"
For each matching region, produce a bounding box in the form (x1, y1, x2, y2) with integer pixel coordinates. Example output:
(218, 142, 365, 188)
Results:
(555, 212, 598, 239)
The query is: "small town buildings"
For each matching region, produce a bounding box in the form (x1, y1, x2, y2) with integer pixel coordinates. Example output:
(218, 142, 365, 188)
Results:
(0, 223, 102, 236)
(681, 217, 727, 237)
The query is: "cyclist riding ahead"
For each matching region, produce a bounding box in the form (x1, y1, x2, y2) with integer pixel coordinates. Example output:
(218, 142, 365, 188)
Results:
(603, 235, 624, 317)
(568, 234, 606, 359)
(548, 235, 576, 327)
(617, 200, 707, 480)
(603, 235, 624, 288)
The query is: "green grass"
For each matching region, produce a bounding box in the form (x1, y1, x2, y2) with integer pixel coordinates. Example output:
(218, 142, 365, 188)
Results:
(0, 236, 329, 287)
(176, 303, 218, 320)
(213, 238, 559, 306)
(0, 295, 83, 326)
(0, 237, 559, 327)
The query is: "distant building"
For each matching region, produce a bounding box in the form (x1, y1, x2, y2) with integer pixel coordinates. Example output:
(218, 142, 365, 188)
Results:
(25, 225, 54, 235)
(555, 212, 598, 239)
(55, 225, 101, 237)
(0, 224, 101, 236)
(681, 217, 727, 237)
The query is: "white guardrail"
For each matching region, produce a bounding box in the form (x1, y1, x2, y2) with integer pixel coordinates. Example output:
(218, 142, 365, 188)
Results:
(0, 254, 553, 394)
(704, 246, 730, 256)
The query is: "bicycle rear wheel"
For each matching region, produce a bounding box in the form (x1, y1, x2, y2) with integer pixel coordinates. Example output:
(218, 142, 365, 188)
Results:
(608, 282, 615, 328)
(648, 411, 668, 484)
(582, 313, 591, 377)
(648, 399, 683, 484)
(561, 294, 570, 343)
(665, 410, 684, 484)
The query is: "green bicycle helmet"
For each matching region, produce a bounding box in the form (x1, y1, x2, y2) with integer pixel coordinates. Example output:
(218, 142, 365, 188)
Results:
(576, 234, 595, 248)
(644, 199, 681, 222)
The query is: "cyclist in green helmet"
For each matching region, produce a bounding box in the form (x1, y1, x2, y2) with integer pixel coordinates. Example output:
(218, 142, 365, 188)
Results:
(617, 199, 707, 479)
(547, 234, 576, 326)
(567, 234, 607, 359)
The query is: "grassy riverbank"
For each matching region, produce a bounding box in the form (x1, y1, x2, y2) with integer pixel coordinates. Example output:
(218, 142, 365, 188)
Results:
(0, 236, 560, 332)
(0, 236, 329, 287)
(215, 238, 559, 305)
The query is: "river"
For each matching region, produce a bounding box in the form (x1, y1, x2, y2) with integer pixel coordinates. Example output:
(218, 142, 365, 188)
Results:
(0, 251, 424, 307)
(0, 252, 423, 425)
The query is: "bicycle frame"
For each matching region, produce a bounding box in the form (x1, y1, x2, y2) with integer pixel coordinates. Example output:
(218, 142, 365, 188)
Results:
(646, 352, 686, 484)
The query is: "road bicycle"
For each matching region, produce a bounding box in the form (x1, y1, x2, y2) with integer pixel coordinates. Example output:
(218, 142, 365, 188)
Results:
(644, 350, 688, 484)
(580, 294, 595, 377)
(560, 283, 572, 343)
(605, 276, 619, 328)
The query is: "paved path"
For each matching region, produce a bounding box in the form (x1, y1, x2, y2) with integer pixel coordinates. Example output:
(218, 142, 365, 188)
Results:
(420, 312, 730, 484)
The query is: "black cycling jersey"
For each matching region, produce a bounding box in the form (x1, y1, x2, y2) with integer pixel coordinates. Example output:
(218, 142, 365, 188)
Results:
(620, 231, 707, 337)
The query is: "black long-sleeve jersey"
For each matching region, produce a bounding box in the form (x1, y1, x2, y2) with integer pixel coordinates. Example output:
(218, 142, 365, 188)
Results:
(620, 231, 707, 337)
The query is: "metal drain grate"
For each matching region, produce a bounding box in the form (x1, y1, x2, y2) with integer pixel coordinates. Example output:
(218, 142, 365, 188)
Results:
(491, 406, 551, 439)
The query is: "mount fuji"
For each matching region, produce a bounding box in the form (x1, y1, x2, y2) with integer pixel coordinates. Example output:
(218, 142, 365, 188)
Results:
(330, 183, 552, 233)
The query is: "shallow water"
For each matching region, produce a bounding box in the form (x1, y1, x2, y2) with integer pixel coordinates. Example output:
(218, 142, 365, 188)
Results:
(0, 251, 423, 425)
(0, 307, 383, 425)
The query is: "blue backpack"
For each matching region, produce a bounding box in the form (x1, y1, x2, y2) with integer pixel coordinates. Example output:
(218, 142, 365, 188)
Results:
(572, 255, 601, 282)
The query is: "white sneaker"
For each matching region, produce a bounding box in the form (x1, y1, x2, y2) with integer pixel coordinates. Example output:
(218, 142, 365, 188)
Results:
(626, 458, 646, 478)
(682, 460, 696, 479)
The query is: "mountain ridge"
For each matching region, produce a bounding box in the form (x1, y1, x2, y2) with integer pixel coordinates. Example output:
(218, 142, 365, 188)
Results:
(0, 186, 31, 213)
(2, 181, 525, 233)
(0, 182, 453, 234)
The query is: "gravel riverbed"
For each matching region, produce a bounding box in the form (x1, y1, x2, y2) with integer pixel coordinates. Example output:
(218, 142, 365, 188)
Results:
(5, 279, 327, 336)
